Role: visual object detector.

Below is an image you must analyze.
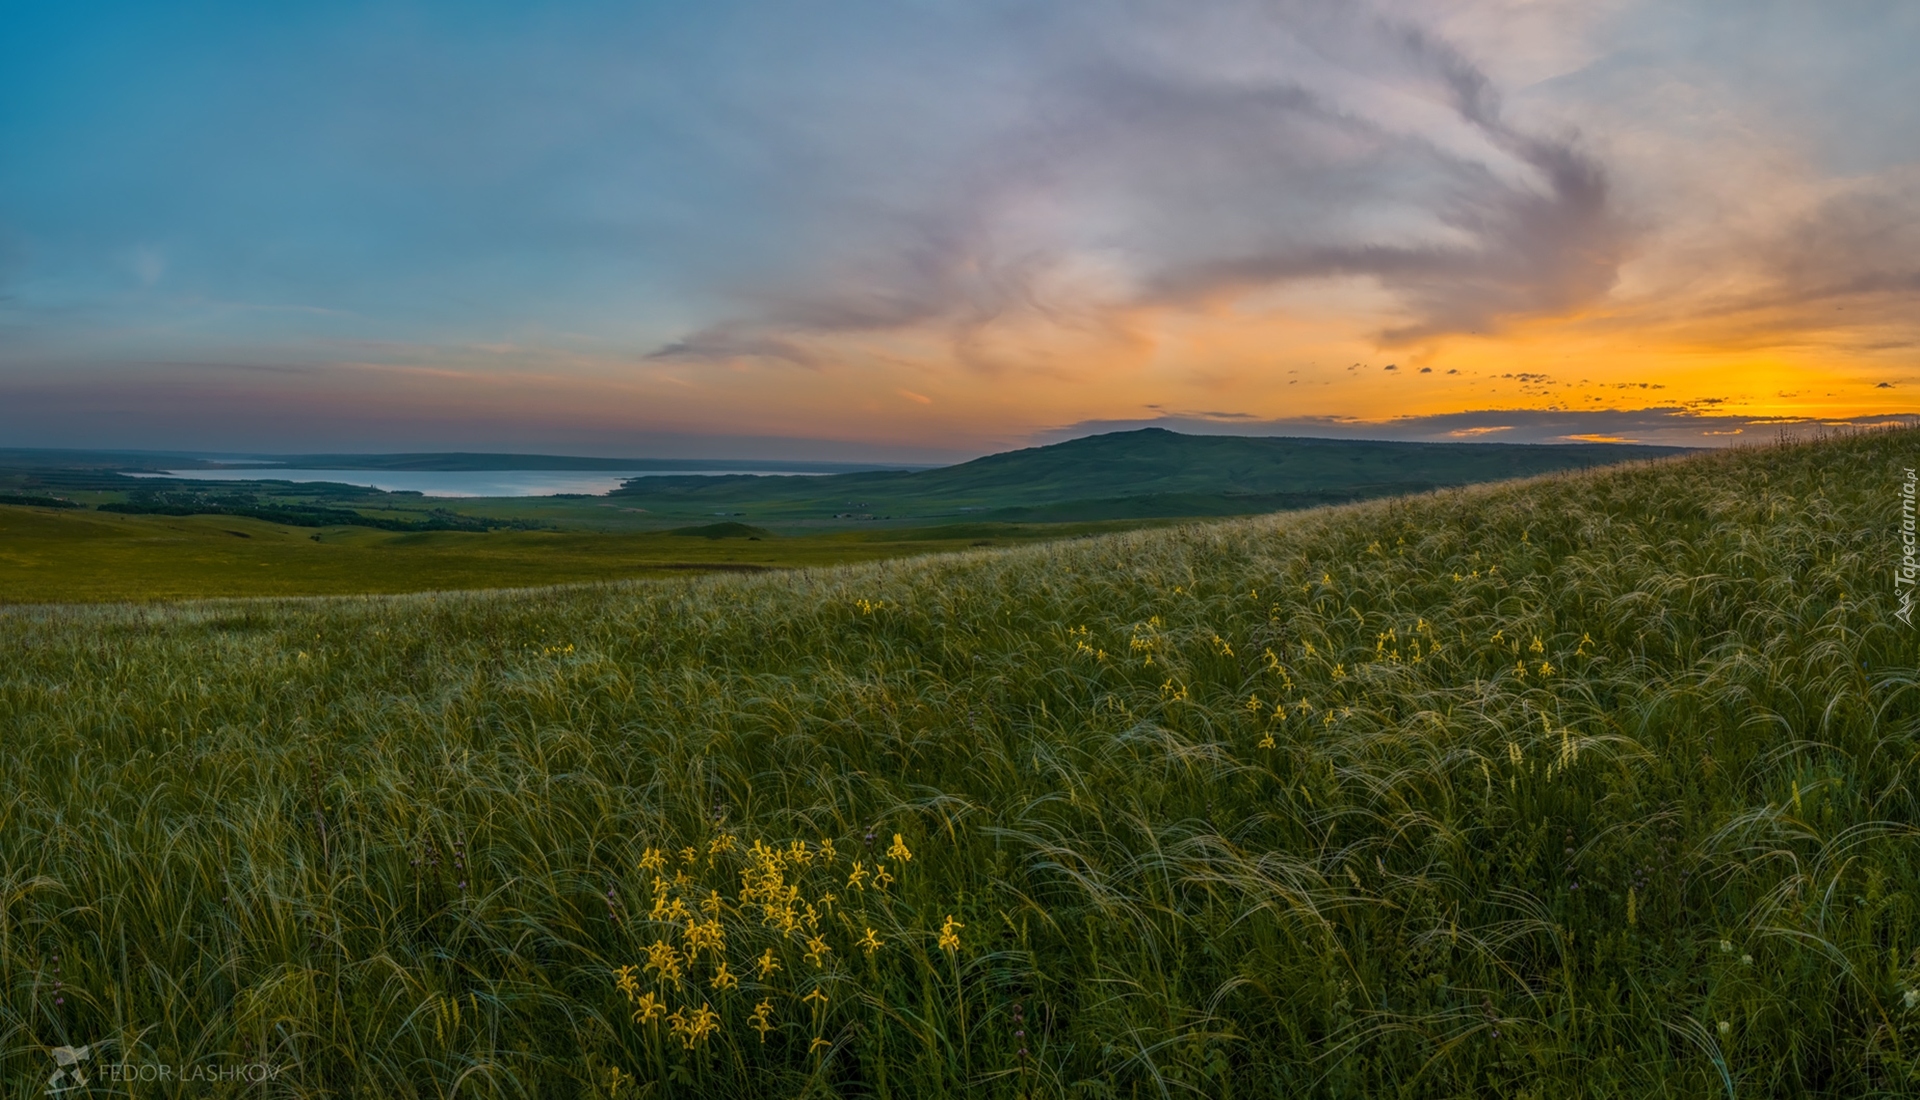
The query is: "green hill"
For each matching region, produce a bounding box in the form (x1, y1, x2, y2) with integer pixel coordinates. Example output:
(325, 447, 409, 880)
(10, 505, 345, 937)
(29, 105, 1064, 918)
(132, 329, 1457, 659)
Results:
(0, 429, 1909, 1097)
(608, 428, 1691, 521)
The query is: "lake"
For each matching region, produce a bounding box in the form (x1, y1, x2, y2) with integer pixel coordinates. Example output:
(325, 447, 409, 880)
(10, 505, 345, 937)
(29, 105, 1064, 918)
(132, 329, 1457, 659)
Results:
(127, 468, 825, 498)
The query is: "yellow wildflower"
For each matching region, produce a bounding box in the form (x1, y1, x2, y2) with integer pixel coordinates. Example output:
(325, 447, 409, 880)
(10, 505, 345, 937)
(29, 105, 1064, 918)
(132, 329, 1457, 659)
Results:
(644, 940, 683, 983)
(938, 915, 964, 953)
(818, 837, 838, 864)
(613, 965, 640, 999)
(630, 992, 665, 1025)
(810, 1037, 832, 1055)
(804, 935, 831, 968)
(887, 834, 912, 863)
(873, 863, 894, 889)
(847, 862, 869, 890)
(679, 847, 698, 867)
(684, 917, 726, 958)
(857, 927, 883, 956)
(757, 948, 782, 980)
(639, 848, 666, 874)
(802, 987, 829, 1012)
(787, 840, 813, 866)
(1257, 732, 1276, 750)
(749, 999, 775, 1042)
(668, 1003, 720, 1049)
(710, 960, 739, 992)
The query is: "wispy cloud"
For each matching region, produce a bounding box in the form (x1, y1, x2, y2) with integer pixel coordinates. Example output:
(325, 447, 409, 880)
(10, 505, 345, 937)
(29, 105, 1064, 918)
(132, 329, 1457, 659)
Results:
(648, 1, 1631, 366)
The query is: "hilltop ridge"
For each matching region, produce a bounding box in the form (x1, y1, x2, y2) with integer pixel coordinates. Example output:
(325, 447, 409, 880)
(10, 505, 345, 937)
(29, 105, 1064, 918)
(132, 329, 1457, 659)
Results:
(608, 428, 1691, 521)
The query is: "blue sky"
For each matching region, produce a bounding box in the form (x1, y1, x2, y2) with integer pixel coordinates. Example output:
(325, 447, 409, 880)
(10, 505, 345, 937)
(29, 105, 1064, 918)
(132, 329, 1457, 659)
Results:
(2, 1, 1916, 459)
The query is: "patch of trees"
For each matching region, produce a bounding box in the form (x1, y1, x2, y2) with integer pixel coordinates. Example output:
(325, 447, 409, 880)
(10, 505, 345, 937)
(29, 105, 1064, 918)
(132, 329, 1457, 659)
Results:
(0, 494, 81, 508)
(96, 490, 542, 532)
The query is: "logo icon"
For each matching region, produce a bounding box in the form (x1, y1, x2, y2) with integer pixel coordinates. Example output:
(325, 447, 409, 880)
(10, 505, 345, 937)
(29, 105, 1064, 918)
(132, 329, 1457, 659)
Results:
(46, 1045, 92, 1095)
(1900, 588, 1914, 627)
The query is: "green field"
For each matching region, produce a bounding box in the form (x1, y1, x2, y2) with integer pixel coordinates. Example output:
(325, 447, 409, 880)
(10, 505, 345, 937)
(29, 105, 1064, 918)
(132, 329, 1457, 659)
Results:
(1, 429, 1915, 1097)
(0, 504, 1156, 603)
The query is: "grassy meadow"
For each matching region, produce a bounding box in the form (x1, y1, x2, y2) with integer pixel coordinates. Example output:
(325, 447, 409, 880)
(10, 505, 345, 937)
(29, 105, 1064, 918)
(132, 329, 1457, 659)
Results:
(1, 428, 1916, 1097)
(0, 506, 1152, 604)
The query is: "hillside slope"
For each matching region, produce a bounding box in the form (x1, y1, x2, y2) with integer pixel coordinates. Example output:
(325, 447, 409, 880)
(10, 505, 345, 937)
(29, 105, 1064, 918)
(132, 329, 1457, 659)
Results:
(608, 428, 1691, 520)
(0, 429, 1911, 1097)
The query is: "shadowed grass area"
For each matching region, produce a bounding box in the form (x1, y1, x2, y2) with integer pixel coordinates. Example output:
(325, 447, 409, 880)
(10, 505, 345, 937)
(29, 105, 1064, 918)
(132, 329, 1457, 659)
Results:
(0, 429, 1915, 1097)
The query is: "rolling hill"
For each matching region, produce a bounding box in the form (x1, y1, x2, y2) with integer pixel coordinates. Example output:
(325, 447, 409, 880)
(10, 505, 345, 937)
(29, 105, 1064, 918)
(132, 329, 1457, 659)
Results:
(607, 428, 1692, 521)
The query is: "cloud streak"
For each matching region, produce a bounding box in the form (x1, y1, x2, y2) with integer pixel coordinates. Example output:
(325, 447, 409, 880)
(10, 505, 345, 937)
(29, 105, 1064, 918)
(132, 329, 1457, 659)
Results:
(646, 1, 1632, 369)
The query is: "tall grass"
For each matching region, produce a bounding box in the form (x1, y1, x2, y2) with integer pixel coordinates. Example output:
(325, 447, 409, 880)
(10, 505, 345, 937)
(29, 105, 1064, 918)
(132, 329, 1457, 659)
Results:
(2, 428, 1917, 1097)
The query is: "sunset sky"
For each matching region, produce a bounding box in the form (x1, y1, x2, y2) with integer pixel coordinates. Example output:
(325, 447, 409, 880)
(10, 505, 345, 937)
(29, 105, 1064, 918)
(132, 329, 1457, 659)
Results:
(2, 1, 1915, 461)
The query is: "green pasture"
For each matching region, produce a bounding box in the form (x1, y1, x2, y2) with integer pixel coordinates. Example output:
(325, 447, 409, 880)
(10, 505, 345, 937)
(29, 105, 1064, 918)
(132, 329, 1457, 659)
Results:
(0, 506, 1148, 603)
(0, 429, 1915, 1097)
